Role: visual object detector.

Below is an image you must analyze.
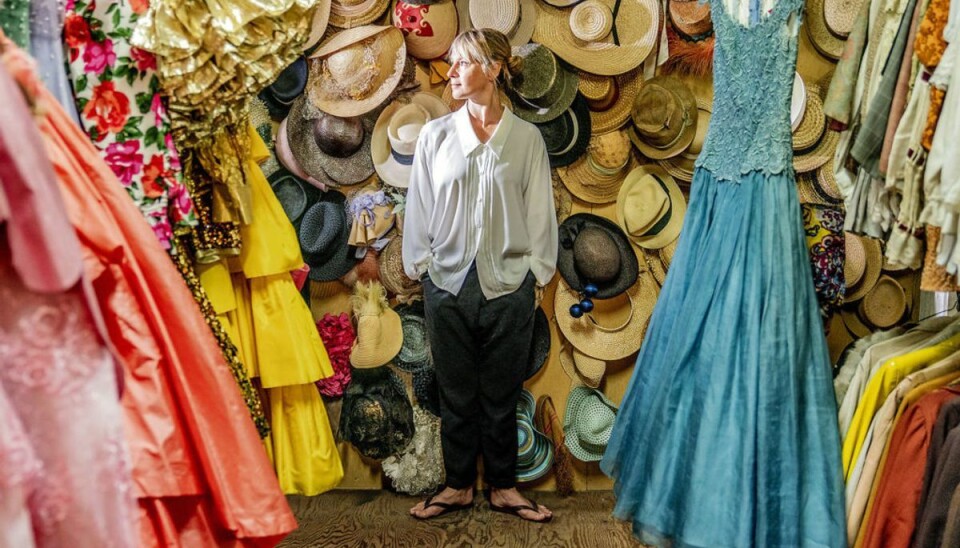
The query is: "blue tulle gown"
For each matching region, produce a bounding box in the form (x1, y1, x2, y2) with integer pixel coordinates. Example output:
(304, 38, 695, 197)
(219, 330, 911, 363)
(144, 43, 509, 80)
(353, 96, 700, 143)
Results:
(599, 1, 847, 546)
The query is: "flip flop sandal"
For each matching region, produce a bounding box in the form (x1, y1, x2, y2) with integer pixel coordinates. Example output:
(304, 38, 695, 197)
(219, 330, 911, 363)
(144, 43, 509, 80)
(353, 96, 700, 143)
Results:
(484, 489, 553, 523)
(411, 492, 474, 520)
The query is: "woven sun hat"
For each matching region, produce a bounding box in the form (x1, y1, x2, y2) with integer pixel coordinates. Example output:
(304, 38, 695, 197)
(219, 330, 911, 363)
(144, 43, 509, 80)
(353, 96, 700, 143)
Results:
(543, 0, 580, 5)
(844, 233, 883, 303)
(304, 2, 333, 51)
(657, 94, 710, 183)
(556, 129, 638, 204)
(536, 93, 593, 168)
(790, 72, 806, 133)
(579, 67, 643, 134)
(792, 85, 826, 153)
(298, 190, 362, 281)
(393, 300, 430, 372)
(794, 128, 840, 174)
(628, 76, 698, 160)
(805, 0, 845, 61)
(347, 187, 397, 247)
(559, 342, 606, 388)
(329, 0, 392, 28)
(616, 165, 687, 250)
(516, 389, 555, 483)
(276, 116, 335, 190)
(824, 0, 863, 38)
(554, 273, 657, 360)
(533, 0, 660, 76)
(340, 365, 415, 459)
(287, 94, 378, 186)
(350, 281, 404, 368)
(260, 56, 309, 119)
(557, 213, 640, 299)
(668, 0, 713, 40)
(392, 0, 459, 60)
(859, 275, 907, 329)
(527, 308, 552, 380)
(456, 0, 537, 47)
(372, 92, 450, 188)
(508, 43, 580, 123)
(563, 385, 618, 462)
(307, 25, 406, 117)
(796, 171, 842, 207)
(379, 236, 422, 296)
(841, 306, 873, 339)
(826, 312, 856, 365)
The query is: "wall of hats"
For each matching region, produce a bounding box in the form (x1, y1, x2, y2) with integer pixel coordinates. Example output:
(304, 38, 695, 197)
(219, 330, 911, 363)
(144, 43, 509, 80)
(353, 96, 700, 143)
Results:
(257, 0, 922, 492)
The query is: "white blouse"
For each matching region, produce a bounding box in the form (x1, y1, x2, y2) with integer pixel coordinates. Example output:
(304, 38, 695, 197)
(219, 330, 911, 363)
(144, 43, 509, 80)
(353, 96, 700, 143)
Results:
(402, 106, 558, 299)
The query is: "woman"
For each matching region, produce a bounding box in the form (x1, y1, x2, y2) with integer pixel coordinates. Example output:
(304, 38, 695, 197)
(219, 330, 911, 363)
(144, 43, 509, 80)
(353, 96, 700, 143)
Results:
(402, 29, 558, 522)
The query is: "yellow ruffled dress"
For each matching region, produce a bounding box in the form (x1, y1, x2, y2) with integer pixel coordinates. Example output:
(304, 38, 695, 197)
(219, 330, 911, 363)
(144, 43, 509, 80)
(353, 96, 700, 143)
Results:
(198, 125, 343, 495)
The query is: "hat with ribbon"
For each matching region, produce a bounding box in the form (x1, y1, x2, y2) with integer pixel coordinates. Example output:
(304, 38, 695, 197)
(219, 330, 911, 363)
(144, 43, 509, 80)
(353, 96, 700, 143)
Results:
(559, 342, 606, 388)
(298, 190, 362, 281)
(509, 43, 580, 123)
(668, 0, 712, 40)
(340, 365, 415, 459)
(535, 93, 593, 168)
(307, 25, 407, 117)
(457, 0, 537, 47)
(329, 0, 392, 29)
(616, 165, 687, 249)
(260, 56, 309, 119)
(563, 385, 618, 462)
(347, 187, 397, 247)
(393, 1, 459, 60)
(628, 76, 698, 160)
(350, 281, 404, 368)
(516, 389, 555, 483)
(806, 0, 845, 60)
(557, 213, 639, 300)
(533, 0, 661, 76)
(656, 94, 711, 183)
(372, 92, 450, 188)
(578, 68, 643, 134)
(556, 129, 638, 204)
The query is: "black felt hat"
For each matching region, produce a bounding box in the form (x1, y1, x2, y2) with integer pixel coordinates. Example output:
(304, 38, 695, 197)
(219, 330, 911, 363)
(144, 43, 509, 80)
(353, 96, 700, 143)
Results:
(339, 366, 414, 460)
(259, 56, 308, 119)
(557, 213, 639, 299)
(534, 93, 592, 168)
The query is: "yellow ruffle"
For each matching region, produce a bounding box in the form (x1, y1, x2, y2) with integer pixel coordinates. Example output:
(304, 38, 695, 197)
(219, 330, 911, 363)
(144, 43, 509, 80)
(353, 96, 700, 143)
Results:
(268, 384, 344, 495)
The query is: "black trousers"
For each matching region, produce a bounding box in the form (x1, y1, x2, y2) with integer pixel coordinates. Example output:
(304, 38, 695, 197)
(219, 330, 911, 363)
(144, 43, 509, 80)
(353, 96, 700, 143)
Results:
(422, 265, 536, 489)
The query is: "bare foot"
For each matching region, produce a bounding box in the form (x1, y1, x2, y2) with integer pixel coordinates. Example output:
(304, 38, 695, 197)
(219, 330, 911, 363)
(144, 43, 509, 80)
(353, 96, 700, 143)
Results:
(489, 487, 553, 522)
(409, 486, 474, 519)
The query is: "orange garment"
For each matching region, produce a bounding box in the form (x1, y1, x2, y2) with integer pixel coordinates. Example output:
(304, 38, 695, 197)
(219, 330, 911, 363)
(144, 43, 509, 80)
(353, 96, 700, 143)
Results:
(2, 38, 296, 545)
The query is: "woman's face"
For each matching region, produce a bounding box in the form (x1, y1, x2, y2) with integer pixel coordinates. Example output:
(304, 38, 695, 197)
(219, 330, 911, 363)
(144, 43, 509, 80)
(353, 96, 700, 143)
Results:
(447, 56, 500, 101)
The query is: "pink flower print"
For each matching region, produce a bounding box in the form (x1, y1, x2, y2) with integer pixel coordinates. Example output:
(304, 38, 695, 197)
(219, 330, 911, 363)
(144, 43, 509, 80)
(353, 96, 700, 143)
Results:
(150, 94, 167, 126)
(168, 181, 196, 219)
(151, 216, 173, 250)
(165, 133, 182, 171)
(130, 47, 157, 73)
(104, 141, 143, 186)
(66, 0, 75, 9)
(82, 39, 117, 75)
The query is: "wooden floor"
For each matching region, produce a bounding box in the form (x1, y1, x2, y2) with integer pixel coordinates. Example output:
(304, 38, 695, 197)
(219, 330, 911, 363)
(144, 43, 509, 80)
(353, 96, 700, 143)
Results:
(280, 490, 647, 547)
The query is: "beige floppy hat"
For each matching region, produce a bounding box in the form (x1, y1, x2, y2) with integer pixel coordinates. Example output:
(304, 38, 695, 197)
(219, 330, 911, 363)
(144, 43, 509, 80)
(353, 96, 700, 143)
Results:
(457, 0, 537, 46)
(532, 0, 661, 76)
(559, 342, 607, 388)
(304, 1, 333, 51)
(392, 0, 459, 60)
(844, 233, 883, 303)
(657, 94, 710, 183)
(579, 68, 643, 134)
(350, 281, 404, 368)
(616, 165, 687, 249)
(628, 76, 698, 160)
(556, 130, 639, 204)
(372, 92, 450, 188)
(329, 0, 392, 29)
(859, 275, 907, 329)
(307, 25, 407, 117)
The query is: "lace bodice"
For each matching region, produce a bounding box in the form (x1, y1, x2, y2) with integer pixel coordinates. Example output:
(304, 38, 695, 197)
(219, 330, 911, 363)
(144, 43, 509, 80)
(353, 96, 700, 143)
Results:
(695, 0, 804, 181)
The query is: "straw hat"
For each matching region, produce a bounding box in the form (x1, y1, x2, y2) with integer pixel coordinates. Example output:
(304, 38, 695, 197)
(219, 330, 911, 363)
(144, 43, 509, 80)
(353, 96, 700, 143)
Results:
(516, 389, 555, 482)
(563, 385, 618, 462)
(644, 249, 668, 285)
(668, 0, 712, 39)
(392, 0, 459, 60)
(347, 187, 396, 247)
(826, 312, 855, 365)
(509, 43, 580, 123)
(457, 0, 537, 46)
(796, 171, 842, 207)
(578, 68, 643, 134)
(379, 236, 422, 296)
(350, 281, 404, 368)
(536, 93, 593, 168)
(554, 274, 657, 360)
(920, 227, 960, 292)
(329, 0, 392, 28)
(790, 72, 806, 133)
(841, 306, 873, 339)
(393, 300, 430, 372)
(657, 94, 710, 183)
(557, 213, 640, 299)
(616, 165, 687, 250)
(532, 0, 661, 76)
(793, 85, 826, 153)
(824, 0, 862, 39)
(340, 366, 414, 459)
(659, 236, 679, 267)
(552, 172, 574, 223)
(287, 95, 377, 186)
(805, 0, 845, 60)
(844, 233, 882, 303)
(816, 158, 843, 201)
(559, 342, 606, 388)
(298, 190, 362, 281)
(859, 275, 906, 329)
(794, 128, 840, 174)
(372, 92, 450, 188)
(628, 76, 698, 160)
(556, 130, 638, 204)
(304, 2, 333, 51)
(307, 25, 406, 117)
(276, 116, 335, 190)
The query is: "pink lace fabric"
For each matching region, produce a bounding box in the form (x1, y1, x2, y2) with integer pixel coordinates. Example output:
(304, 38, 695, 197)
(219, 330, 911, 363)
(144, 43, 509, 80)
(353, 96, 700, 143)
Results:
(0, 261, 137, 548)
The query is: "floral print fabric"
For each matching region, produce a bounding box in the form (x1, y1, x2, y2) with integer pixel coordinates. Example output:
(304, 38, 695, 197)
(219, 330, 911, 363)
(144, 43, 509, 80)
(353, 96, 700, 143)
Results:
(64, 0, 196, 250)
(802, 204, 846, 320)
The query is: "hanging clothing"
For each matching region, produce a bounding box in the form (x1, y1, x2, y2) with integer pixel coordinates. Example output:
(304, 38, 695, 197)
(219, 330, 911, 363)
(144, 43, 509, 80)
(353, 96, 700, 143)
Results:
(599, 1, 845, 546)
(30, 0, 81, 120)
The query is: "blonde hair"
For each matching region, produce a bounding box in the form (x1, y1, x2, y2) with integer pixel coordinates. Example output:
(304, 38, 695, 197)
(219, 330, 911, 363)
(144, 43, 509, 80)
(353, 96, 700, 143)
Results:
(448, 29, 523, 91)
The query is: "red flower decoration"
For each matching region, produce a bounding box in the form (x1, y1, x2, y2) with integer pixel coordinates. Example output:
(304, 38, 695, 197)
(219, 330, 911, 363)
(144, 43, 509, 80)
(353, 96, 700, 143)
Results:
(83, 80, 131, 138)
(315, 313, 356, 398)
(130, 47, 157, 73)
(394, 3, 434, 37)
(141, 155, 170, 198)
(63, 13, 91, 52)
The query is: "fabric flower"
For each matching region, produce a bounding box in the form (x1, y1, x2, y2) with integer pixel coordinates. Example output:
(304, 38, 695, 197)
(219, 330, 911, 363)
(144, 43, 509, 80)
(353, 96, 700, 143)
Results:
(104, 141, 143, 185)
(82, 39, 117, 75)
(165, 133, 182, 171)
(130, 47, 157, 73)
(141, 155, 170, 198)
(83, 80, 131, 137)
(315, 313, 355, 398)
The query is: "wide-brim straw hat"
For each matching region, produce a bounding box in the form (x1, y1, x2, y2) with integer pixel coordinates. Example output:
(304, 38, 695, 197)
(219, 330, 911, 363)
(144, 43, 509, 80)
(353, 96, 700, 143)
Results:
(350, 281, 405, 368)
(563, 385, 618, 462)
(304, 1, 333, 51)
(307, 25, 406, 118)
(805, 0, 845, 60)
(554, 273, 657, 361)
(347, 186, 397, 247)
(298, 190, 361, 281)
(793, 84, 826, 153)
(532, 0, 661, 76)
(379, 236, 422, 296)
(794, 128, 840, 173)
(509, 43, 580, 123)
(824, 0, 861, 38)
(657, 94, 710, 183)
(516, 389, 554, 482)
(920, 227, 960, 292)
(287, 94, 377, 186)
(527, 308, 551, 380)
(559, 342, 606, 388)
(826, 312, 856, 365)
(628, 76, 698, 160)
(536, 93, 593, 168)
(797, 165, 842, 207)
(658, 235, 679, 267)
(668, 0, 713, 39)
(457, 0, 537, 46)
(557, 213, 640, 299)
(844, 233, 883, 302)
(329, 0, 392, 29)
(790, 72, 806, 132)
(372, 92, 450, 188)
(579, 68, 643, 134)
(859, 275, 906, 329)
(841, 306, 873, 339)
(276, 116, 336, 190)
(552, 172, 574, 222)
(392, 0, 459, 60)
(616, 165, 687, 250)
(393, 300, 430, 372)
(556, 129, 638, 204)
